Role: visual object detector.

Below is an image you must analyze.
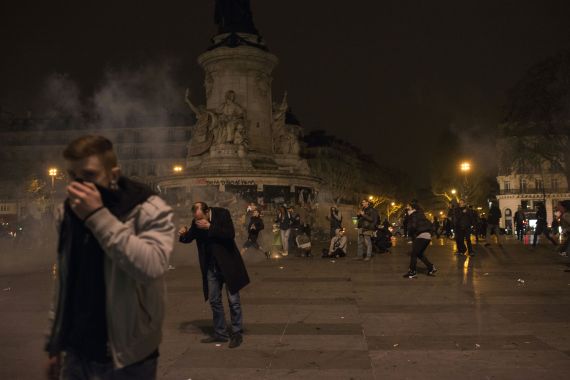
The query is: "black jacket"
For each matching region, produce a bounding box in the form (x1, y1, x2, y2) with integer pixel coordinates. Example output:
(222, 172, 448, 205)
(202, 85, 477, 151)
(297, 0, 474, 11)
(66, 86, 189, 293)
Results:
(357, 206, 379, 231)
(247, 216, 264, 236)
(180, 207, 250, 300)
(407, 210, 433, 238)
(452, 206, 474, 230)
(487, 205, 502, 225)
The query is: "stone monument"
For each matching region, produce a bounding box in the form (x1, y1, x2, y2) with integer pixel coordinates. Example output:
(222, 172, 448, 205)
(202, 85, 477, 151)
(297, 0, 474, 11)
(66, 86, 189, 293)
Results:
(158, 0, 318, 204)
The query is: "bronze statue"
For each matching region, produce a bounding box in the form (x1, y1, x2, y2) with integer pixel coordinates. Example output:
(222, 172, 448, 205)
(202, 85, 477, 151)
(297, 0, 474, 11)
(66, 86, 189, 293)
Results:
(214, 0, 258, 35)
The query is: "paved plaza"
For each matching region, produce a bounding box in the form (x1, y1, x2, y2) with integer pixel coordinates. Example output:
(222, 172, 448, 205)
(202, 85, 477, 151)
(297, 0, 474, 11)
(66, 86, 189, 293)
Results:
(1, 237, 570, 379)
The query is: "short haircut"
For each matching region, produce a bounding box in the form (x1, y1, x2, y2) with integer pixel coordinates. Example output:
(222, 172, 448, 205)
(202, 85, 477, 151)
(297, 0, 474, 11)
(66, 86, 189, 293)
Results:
(63, 135, 118, 170)
(192, 202, 209, 212)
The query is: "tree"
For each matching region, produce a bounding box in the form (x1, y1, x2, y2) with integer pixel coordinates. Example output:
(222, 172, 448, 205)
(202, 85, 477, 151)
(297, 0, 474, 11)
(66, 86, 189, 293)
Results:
(501, 49, 570, 185)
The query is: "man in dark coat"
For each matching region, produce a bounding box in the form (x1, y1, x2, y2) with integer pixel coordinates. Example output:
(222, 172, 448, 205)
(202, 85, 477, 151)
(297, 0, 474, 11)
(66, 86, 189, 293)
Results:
(514, 206, 526, 241)
(452, 199, 475, 256)
(485, 201, 503, 246)
(179, 202, 249, 348)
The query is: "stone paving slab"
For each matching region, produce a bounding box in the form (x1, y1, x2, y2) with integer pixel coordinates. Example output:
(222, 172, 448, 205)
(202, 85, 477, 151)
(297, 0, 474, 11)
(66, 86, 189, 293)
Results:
(1, 237, 570, 379)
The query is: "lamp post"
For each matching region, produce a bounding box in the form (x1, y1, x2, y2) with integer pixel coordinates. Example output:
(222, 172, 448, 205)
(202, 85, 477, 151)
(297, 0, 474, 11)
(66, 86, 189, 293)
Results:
(48, 168, 58, 189)
(459, 161, 472, 200)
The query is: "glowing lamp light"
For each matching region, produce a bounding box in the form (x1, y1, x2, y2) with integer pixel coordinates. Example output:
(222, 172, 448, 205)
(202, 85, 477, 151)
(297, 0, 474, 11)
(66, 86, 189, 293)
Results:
(173, 165, 183, 173)
(451, 189, 457, 195)
(460, 161, 471, 172)
(368, 195, 374, 201)
(390, 202, 396, 206)
(48, 168, 58, 177)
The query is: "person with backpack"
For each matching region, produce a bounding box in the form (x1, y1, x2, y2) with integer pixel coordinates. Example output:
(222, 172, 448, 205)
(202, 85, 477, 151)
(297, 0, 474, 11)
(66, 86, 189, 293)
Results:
(403, 201, 437, 279)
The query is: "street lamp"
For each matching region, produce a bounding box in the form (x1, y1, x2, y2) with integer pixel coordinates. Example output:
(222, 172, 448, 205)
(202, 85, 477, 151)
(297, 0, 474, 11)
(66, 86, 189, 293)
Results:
(173, 165, 183, 173)
(460, 161, 471, 173)
(48, 168, 58, 189)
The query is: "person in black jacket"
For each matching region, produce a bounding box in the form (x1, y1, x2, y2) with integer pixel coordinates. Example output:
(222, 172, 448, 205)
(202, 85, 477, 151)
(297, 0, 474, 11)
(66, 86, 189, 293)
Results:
(485, 201, 503, 246)
(532, 203, 558, 247)
(403, 201, 437, 279)
(179, 202, 250, 349)
(452, 199, 475, 256)
(241, 209, 269, 257)
(356, 199, 379, 261)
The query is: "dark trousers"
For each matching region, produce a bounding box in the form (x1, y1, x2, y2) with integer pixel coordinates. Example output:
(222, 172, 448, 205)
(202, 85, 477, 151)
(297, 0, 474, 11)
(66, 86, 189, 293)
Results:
(516, 225, 525, 240)
(532, 223, 557, 247)
(61, 350, 158, 380)
(243, 232, 262, 251)
(455, 228, 474, 253)
(409, 238, 433, 272)
(207, 264, 243, 339)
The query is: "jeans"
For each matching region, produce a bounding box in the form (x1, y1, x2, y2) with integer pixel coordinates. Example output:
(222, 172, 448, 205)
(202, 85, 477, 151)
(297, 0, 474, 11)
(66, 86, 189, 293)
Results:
(207, 264, 243, 339)
(357, 232, 372, 258)
(409, 238, 433, 272)
(61, 350, 158, 380)
(280, 229, 291, 253)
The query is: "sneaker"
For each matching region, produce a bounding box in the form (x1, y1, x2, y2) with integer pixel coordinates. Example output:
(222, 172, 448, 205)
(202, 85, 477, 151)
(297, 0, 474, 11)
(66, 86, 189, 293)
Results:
(201, 336, 229, 344)
(403, 271, 417, 279)
(229, 333, 243, 349)
(559, 252, 568, 257)
(282, 251, 289, 257)
(427, 266, 438, 276)
(363, 256, 371, 261)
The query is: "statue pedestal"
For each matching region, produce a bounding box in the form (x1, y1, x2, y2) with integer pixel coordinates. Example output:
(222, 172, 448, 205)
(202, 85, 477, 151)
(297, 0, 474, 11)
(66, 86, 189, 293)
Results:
(198, 41, 278, 156)
(199, 144, 253, 171)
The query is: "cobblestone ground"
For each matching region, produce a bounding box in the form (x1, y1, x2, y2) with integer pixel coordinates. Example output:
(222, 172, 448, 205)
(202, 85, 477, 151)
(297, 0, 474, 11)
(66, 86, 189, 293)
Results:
(1, 236, 570, 379)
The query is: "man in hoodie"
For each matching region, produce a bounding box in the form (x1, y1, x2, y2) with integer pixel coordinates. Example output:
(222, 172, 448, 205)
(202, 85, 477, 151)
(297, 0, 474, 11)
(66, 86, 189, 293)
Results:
(45, 135, 175, 380)
(403, 201, 437, 279)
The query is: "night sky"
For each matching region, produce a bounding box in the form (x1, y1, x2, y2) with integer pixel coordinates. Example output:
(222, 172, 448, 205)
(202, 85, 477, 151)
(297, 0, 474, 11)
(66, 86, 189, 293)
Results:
(1, 0, 569, 173)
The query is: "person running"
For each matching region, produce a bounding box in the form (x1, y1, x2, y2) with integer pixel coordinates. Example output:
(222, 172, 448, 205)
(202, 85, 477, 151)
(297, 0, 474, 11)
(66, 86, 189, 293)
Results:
(532, 203, 558, 247)
(403, 201, 437, 279)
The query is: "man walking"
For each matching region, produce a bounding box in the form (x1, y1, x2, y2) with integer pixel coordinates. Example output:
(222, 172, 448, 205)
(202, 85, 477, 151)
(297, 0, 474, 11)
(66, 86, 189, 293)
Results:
(514, 206, 526, 241)
(45, 135, 175, 380)
(485, 201, 503, 247)
(356, 199, 378, 261)
(452, 199, 475, 256)
(179, 202, 249, 348)
(532, 203, 558, 247)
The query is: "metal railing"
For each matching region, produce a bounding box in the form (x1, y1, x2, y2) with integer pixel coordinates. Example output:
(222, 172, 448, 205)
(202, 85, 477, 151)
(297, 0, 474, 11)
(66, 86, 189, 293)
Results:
(499, 188, 569, 195)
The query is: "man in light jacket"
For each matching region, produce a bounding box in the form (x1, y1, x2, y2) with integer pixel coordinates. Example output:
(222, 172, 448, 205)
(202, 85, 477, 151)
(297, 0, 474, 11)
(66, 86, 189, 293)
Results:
(45, 135, 175, 380)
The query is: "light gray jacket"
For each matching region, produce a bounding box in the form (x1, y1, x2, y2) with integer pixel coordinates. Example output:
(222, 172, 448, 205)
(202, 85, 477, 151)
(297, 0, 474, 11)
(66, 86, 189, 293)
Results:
(46, 195, 174, 368)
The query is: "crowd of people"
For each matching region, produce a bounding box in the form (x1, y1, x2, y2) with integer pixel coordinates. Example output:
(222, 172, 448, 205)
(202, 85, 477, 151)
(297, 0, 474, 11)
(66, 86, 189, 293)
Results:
(41, 134, 570, 379)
